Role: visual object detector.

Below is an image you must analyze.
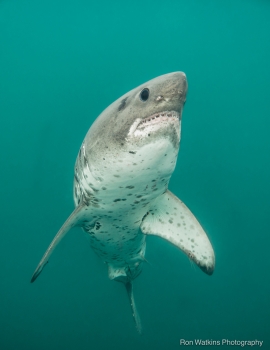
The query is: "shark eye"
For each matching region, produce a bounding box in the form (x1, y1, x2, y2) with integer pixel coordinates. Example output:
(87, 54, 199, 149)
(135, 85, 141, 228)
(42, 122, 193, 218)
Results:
(140, 88, 149, 102)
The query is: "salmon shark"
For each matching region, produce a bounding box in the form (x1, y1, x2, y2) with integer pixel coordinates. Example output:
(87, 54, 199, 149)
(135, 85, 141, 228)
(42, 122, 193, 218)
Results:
(31, 72, 215, 333)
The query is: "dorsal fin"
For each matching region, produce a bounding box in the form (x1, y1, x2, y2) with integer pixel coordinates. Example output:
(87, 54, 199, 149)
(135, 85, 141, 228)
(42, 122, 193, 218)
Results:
(31, 204, 87, 282)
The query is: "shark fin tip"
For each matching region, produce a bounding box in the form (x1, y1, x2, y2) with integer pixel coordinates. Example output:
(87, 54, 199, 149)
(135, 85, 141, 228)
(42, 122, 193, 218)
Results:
(30, 261, 49, 283)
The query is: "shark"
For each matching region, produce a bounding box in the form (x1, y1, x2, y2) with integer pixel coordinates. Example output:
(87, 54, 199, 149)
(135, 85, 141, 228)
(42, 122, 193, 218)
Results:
(31, 72, 215, 333)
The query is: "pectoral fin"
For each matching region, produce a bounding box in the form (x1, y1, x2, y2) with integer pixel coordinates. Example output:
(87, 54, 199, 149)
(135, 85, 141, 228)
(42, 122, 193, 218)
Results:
(140, 190, 215, 275)
(31, 204, 86, 282)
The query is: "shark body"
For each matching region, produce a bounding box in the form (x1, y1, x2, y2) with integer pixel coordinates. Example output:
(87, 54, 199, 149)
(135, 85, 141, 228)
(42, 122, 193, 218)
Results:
(31, 72, 215, 333)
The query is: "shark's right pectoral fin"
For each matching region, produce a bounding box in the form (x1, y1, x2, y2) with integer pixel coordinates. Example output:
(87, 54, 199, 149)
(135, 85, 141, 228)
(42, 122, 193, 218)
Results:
(140, 190, 215, 275)
(31, 204, 86, 283)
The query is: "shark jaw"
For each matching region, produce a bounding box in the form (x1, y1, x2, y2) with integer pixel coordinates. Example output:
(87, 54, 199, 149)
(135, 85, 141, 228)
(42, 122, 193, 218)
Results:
(126, 110, 181, 154)
(127, 110, 180, 139)
(137, 111, 180, 128)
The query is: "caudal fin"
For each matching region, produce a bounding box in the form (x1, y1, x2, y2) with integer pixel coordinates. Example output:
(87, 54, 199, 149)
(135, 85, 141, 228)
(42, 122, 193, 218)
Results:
(125, 282, 142, 334)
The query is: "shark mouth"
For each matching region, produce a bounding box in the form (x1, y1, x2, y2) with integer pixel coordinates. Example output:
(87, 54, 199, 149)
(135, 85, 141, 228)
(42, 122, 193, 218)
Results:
(128, 111, 180, 137)
(127, 111, 180, 137)
(137, 111, 179, 129)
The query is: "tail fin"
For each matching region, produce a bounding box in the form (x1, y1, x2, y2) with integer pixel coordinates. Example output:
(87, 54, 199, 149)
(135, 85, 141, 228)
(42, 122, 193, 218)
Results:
(125, 282, 142, 334)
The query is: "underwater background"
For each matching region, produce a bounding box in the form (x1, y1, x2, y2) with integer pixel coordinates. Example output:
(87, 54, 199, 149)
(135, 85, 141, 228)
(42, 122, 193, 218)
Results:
(1, 0, 270, 349)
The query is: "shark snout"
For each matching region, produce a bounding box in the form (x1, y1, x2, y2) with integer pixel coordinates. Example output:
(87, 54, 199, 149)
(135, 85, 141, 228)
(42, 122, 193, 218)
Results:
(155, 72, 187, 106)
(172, 72, 187, 102)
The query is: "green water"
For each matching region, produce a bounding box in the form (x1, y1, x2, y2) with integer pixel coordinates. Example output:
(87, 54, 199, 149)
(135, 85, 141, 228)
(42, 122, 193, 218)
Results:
(1, 0, 270, 349)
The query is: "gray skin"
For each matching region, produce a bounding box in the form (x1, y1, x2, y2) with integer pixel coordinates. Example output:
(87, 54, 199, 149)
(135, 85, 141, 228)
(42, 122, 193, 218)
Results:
(31, 72, 214, 333)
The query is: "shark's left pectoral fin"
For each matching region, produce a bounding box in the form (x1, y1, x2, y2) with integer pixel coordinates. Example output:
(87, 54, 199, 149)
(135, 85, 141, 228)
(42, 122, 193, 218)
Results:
(31, 204, 87, 283)
(141, 190, 215, 275)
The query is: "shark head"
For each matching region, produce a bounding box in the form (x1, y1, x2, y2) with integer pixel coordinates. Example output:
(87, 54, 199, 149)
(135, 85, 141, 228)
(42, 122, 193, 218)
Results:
(84, 72, 187, 184)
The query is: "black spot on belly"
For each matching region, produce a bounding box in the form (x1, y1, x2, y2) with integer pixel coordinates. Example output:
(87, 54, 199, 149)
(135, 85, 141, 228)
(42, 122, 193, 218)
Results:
(95, 222, 101, 230)
(126, 185, 134, 189)
(142, 211, 149, 221)
(129, 151, 136, 154)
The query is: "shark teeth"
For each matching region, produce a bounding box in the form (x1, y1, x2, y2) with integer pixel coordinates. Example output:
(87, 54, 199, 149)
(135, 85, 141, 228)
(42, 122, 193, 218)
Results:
(137, 111, 179, 129)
